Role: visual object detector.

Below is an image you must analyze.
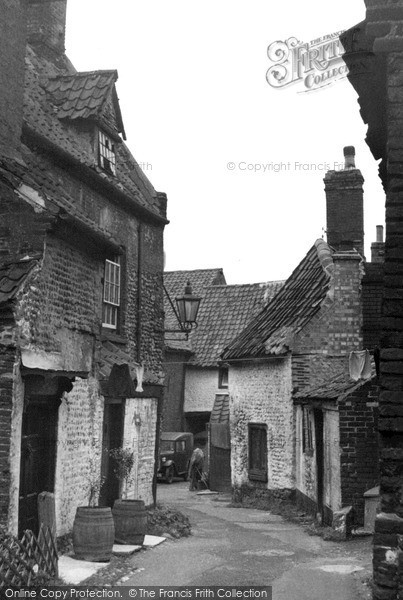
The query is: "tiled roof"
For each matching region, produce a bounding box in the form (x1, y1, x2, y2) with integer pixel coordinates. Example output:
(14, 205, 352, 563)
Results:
(164, 269, 226, 352)
(0, 154, 121, 251)
(98, 340, 159, 384)
(189, 281, 284, 367)
(0, 256, 40, 304)
(22, 45, 165, 222)
(46, 70, 124, 134)
(293, 371, 375, 401)
(222, 239, 334, 360)
(210, 394, 230, 423)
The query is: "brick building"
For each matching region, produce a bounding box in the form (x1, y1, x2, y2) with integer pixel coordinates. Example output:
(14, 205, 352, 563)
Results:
(0, 0, 167, 537)
(341, 3, 403, 597)
(294, 372, 379, 527)
(163, 269, 282, 490)
(221, 149, 382, 525)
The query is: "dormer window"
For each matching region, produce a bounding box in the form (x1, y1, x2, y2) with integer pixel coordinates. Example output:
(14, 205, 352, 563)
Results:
(99, 131, 116, 175)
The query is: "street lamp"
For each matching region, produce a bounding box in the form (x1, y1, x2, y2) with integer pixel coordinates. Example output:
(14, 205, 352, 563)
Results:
(175, 281, 202, 332)
(163, 280, 202, 339)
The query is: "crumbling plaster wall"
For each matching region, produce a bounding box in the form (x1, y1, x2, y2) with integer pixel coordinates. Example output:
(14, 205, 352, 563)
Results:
(55, 376, 103, 536)
(123, 397, 157, 507)
(184, 367, 220, 413)
(230, 357, 293, 490)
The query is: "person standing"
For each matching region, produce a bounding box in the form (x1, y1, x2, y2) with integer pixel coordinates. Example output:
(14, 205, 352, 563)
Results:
(188, 447, 204, 491)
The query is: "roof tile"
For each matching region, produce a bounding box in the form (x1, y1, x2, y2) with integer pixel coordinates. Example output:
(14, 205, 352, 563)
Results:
(222, 240, 334, 360)
(294, 370, 376, 401)
(23, 46, 165, 221)
(0, 256, 40, 304)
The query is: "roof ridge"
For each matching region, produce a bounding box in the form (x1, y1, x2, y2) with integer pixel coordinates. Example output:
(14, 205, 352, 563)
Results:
(221, 241, 334, 360)
(164, 268, 224, 274)
(205, 281, 284, 290)
(314, 238, 334, 275)
(48, 70, 118, 80)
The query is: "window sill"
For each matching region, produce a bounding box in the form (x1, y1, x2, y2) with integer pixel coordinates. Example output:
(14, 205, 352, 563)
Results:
(248, 470, 268, 483)
(101, 330, 128, 345)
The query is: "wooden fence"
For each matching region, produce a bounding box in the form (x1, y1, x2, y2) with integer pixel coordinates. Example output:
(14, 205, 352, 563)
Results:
(0, 525, 58, 589)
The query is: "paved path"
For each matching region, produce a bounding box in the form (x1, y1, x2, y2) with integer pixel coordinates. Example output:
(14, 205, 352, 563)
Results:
(124, 482, 372, 599)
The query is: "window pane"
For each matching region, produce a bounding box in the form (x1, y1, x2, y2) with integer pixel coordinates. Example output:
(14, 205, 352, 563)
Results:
(103, 258, 121, 328)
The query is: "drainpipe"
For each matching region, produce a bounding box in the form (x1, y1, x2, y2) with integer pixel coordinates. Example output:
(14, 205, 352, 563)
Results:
(137, 222, 142, 363)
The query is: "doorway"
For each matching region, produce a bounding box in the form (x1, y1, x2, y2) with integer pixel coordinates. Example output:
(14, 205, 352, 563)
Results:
(19, 397, 58, 537)
(314, 408, 324, 521)
(100, 399, 124, 507)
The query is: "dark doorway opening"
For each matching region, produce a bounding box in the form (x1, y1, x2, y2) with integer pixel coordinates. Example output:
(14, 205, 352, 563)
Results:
(19, 397, 58, 537)
(100, 399, 124, 507)
(314, 408, 324, 522)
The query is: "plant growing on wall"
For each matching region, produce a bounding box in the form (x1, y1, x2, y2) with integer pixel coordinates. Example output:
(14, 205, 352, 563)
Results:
(109, 447, 135, 500)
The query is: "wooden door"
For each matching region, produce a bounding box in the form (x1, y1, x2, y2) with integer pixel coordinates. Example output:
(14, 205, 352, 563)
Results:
(314, 409, 324, 521)
(19, 399, 58, 537)
(100, 400, 124, 507)
(209, 423, 231, 492)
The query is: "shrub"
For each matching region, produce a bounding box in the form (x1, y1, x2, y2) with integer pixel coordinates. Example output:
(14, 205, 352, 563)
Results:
(147, 504, 191, 538)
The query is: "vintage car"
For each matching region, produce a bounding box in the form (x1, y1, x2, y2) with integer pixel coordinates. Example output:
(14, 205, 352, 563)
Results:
(158, 432, 194, 484)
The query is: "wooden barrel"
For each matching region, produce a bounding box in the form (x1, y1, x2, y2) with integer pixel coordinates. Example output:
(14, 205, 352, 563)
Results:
(112, 499, 147, 545)
(73, 507, 115, 562)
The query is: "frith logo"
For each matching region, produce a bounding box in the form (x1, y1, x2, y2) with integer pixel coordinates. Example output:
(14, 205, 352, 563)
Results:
(266, 32, 348, 92)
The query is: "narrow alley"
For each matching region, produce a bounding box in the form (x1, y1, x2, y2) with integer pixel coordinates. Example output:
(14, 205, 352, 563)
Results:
(123, 482, 372, 600)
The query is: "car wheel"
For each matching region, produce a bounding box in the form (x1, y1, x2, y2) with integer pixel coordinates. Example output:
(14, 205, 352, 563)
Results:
(165, 466, 174, 484)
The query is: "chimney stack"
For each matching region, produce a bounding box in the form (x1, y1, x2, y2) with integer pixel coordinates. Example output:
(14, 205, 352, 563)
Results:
(27, 0, 67, 55)
(371, 225, 385, 263)
(0, 0, 28, 158)
(343, 145, 356, 169)
(324, 146, 364, 257)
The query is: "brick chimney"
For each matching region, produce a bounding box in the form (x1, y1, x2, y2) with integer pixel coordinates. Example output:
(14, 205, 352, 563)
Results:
(371, 225, 385, 264)
(27, 0, 67, 55)
(0, 0, 28, 158)
(324, 146, 365, 257)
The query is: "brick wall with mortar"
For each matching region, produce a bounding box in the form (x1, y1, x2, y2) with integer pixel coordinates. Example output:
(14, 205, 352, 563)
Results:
(9, 149, 166, 381)
(324, 167, 365, 257)
(0, 180, 56, 262)
(293, 252, 364, 393)
(338, 382, 379, 526)
(16, 233, 101, 356)
(2, 212, 163, 533)
(340, 5, 403, 597)
(0, 347, 17, 527)
(0, 0, 26, 157)
(26, 0, 66, 53)
(362, 263, 384, 350)
(2, 197, 165, 532)
(0, 0, 166, 536)
(123, 397, 157, 507)
(229, 357, 293, 491)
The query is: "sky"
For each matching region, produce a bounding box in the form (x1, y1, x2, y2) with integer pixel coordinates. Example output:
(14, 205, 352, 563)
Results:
(65, 0, 385, 284)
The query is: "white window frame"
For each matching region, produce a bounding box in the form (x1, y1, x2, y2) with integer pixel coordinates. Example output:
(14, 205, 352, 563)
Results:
(99, 130, 116, 175)
(102, 258, 121, 329)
